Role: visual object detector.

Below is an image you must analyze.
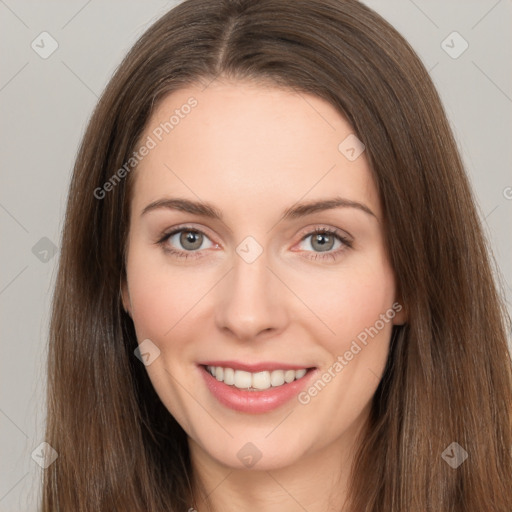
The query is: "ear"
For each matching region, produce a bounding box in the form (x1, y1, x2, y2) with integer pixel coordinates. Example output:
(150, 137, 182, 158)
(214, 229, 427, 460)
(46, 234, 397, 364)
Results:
(391, 297, 407, 325)
(121, 278, 132, 317)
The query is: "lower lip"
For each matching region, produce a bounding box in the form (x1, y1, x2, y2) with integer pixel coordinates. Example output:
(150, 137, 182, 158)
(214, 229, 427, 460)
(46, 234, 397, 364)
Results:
(199, 365, 317, 414)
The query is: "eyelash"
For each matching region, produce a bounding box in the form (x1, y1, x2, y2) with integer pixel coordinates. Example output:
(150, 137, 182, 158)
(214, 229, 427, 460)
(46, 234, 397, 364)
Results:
(156, 226, 353, 262)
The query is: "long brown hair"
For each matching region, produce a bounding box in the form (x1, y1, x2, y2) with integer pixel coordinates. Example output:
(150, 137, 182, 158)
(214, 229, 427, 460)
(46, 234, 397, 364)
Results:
(43, 0, 512, 510)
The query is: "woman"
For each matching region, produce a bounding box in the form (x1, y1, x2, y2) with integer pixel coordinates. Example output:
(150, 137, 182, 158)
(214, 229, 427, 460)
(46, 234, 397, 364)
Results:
(43, 0, 512, 510)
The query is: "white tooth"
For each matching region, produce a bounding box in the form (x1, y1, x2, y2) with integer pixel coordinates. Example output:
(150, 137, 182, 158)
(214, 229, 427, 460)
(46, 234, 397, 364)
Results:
(252, 371, 271, 390)
(270, 370, 285, 386)
(234, 370, 252, 389)
(295, 369, 307, 379)
(223, 367, 235, 385)
(284, 370, 296, 383)
(207, 365, 307, 389)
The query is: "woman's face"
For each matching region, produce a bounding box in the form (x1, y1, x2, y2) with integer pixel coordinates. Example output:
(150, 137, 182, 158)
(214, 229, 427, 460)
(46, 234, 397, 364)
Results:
(122, 79, 405, 471)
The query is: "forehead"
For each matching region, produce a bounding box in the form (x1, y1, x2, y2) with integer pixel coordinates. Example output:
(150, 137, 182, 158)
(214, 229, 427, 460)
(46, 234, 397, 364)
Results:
(130, 79, 380, 220)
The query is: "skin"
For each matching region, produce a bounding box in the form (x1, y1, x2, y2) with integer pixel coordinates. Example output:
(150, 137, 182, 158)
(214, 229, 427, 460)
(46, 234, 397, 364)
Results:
(122, 79, 406, 512)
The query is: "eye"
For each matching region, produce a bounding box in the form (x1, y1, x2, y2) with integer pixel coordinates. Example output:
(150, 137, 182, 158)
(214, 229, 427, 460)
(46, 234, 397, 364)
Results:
(296, 227, 352, 262)
(156, 225, 352, 262)
(157, 226, 216, 259)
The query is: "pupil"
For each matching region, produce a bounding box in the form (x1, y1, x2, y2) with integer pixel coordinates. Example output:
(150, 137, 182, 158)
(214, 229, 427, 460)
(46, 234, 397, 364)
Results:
(181, 231, 202, 250)
(314, 233, 332, 252)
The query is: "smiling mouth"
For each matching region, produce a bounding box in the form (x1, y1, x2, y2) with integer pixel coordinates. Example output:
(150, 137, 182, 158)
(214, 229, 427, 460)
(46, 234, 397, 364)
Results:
(202, 364, 314, 391)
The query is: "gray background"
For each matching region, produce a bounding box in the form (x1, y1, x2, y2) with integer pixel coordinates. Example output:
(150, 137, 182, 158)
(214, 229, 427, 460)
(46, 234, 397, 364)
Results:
(0, 1, 511, 510)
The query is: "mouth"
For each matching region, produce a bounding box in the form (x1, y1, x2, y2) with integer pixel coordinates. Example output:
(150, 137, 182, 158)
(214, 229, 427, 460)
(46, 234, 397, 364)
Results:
(198, 362, 318, 413)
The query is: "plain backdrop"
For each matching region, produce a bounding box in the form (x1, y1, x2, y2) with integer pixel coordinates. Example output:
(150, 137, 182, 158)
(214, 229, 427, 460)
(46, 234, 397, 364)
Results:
(1, 1, 511, 510)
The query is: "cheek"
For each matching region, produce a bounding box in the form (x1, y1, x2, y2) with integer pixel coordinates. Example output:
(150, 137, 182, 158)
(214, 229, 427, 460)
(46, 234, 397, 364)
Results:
(126, 249, 194, 344)
(292, 257, 397, 425)
(293, 256, 396, 350)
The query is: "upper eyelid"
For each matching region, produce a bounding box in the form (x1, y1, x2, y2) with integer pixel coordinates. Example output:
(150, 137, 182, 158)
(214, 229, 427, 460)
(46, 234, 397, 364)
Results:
(160, 223, 216, 239)
(303, 225, 353, 240)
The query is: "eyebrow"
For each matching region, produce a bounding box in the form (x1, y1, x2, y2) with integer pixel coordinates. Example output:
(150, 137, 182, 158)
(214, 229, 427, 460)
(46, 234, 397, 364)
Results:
(141, 196, 376, 221)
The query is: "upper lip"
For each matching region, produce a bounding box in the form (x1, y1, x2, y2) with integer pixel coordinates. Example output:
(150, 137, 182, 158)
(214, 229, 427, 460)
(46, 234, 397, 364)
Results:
(198, 360, 315, 373)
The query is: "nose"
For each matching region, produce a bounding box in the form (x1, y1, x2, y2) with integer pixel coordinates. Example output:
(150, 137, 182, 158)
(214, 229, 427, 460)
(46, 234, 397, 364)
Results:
(214, 248, 288, 342)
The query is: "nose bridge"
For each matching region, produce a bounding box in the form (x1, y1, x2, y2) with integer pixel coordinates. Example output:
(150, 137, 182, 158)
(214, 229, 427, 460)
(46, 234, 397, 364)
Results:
(214, 242, 287, 340)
